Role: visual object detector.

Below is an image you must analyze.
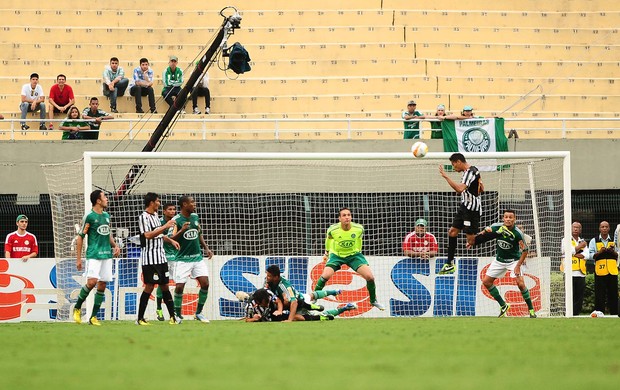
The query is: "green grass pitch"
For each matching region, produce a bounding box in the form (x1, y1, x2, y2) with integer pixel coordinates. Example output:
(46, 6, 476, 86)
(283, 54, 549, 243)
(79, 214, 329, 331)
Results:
(2, 318, 619, 389)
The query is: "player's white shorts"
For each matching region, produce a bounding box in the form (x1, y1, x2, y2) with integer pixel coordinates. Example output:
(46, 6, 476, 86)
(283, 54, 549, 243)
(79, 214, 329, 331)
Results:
(84, 258, 114, 282)
(173, 260, 209, 283)
(168, 261, 177, 279)
(485, 259, 527, 279)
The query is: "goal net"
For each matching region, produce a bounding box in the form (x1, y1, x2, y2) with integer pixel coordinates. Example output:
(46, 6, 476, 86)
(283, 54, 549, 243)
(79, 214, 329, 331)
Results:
(42, 151, 571, 320)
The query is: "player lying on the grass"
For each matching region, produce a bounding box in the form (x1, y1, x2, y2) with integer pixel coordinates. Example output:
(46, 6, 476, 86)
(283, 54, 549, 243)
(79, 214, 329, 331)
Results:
(239, 288, 357, 322)
(468, 209, 537, 318)
(264, 264, 356, 322)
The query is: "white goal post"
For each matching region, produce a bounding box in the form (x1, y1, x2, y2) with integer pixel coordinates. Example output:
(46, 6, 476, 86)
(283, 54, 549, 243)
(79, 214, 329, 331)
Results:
(42, 150, 572, 320)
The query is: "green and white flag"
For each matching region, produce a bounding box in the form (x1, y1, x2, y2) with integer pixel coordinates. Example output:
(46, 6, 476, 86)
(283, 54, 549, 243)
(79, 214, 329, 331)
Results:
(441, 118, 508, 171)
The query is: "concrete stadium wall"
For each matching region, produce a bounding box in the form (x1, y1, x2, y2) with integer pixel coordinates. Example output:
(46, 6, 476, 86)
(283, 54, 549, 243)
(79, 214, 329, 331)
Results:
(0, 139, 618, 194)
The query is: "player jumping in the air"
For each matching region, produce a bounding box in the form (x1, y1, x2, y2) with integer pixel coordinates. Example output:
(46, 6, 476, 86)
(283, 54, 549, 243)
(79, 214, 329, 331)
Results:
(438, 153, 483, 275)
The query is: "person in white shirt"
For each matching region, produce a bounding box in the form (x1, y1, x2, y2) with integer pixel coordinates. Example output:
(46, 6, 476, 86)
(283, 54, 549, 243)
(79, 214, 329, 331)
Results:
(19, 73, 47, 131)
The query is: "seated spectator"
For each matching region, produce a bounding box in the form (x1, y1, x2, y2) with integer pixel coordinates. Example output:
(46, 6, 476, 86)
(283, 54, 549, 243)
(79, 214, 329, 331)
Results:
(81, 97, 113, 140)
(102, 57, 128, 113)
(60, 106, 90, 140)
(162, 56, 184, 109)
(19, 73, 47, 131)
(192, 71, 211, 114)
(402, 100, 425, 139)
(48, 74, 75, 130)
(5, 214, 38, 262)
(129, 58, 156, 114)
(402, 218, 438, 259)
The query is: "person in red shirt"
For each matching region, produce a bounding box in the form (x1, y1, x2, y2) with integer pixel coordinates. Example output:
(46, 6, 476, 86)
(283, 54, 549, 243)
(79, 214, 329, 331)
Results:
(402, 218, 438, 259)
(4, 214, 38, 262)
(48, 74, 75, 130)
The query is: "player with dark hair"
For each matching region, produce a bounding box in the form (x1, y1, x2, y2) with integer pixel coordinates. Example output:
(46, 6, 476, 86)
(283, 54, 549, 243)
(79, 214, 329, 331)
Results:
(136, 192, 180, 325)
(314, 207, 385, 311)
(170, 195, 214, 323)
(438, 153, 483, 275)
(73, 190, 121, 325)
(469, 209, 536, 318)
(265, 264, 356, 322)
(155, 201, 178, 321)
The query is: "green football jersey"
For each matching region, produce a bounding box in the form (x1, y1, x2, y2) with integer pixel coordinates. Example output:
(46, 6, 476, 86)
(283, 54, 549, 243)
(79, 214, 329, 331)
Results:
(326, 222, 364, 258)
(267, 276, 303, 303)
(79, 210, 112, 260)
(173, 212, 202, 262)
(160, 217, 178, 262)
(489, 223, 527, 263)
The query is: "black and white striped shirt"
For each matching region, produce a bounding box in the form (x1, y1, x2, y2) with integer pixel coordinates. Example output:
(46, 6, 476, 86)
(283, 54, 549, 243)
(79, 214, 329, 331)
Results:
(138, 211, 166, 265)
(461, 166, 482, 213)
(244, 290, 277, 321)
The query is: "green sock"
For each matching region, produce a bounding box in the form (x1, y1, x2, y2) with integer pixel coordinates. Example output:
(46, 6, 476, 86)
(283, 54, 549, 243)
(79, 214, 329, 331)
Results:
(324, 307, 344, 316)
(312, 289, 339, 300)
(366, 280, 377, 303)
(196, 288, 209, 314)
(314, 277, 326, 291)
(521, 288, 533, 310)
(91, 290, 105, 318)
(75, 285, 92, 309)
(487, 285, 506, 307)
(174, 292, 183, 316)
(156, 285, 163, 310)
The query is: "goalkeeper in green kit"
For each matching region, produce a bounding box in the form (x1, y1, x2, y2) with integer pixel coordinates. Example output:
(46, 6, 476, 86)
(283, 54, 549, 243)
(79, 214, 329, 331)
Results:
(314, 207, 385, 311)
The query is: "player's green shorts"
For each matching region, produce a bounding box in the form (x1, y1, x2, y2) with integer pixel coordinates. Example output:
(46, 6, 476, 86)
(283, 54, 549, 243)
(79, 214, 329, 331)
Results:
(326, 253, 369, 271)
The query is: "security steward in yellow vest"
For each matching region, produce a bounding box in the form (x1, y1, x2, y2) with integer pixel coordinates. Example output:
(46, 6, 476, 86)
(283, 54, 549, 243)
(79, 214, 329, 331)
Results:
(588, 221, 619, 316)
(562, 222, 589, 315)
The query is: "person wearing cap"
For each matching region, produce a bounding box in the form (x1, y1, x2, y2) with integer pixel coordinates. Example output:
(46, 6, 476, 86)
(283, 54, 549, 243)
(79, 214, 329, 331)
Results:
(402, 218, 438, 259)
(4, 215, 38, 262)
(430, 104, 447, 139)
(402, 100, 425, 139)
(162, 55, 184, 109)
(129, 57, 157, 113)
(445, 105, 479, 120)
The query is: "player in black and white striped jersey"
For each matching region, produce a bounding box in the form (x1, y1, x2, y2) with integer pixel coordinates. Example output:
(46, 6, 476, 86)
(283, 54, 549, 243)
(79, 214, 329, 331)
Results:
(243, 288, 283, 322)
(438, 153, 483, 275)
(136, 192, 181, 325)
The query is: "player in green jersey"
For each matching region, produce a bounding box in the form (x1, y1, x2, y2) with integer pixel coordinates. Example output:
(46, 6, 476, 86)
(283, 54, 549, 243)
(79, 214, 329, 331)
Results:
(314, 207, 385, 311)
(469, 209, 536, 318)
(73, 190, 121, 326)
(170, 195, 214, 323)
(265, 265, 356, 322)
(155, 202, 178, 321)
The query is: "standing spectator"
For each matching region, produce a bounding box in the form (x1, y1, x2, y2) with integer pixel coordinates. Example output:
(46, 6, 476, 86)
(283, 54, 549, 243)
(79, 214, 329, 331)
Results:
(402, 100, 425, 139)
(48, 74, 75, 130)
(19, 73, 47, 131)
(561, 221, 589, 315)
(102, 57, 128, 113)
(162, 56, 183, 109)
(129, 58, 157, 114)
(430, 104, 446, 139)
(192, 71, 211, 114)
(81, 97, 113, 140)
(59, 106, 90, 140)
(402, 218, 438, 259)
(4, 215, 38, 262)
(587, 221, 618, 316)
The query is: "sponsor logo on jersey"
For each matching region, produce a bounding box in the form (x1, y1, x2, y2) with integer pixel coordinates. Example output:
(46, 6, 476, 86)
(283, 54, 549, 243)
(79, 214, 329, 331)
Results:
(497, 240, 513, 250)
(97, 225, 110, 235)
(339, 240, 355, 248)
(183, 229, 198, 240)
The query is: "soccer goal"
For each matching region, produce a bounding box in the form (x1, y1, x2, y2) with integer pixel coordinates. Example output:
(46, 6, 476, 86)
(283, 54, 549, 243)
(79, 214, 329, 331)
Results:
(42, 151, 572, 320)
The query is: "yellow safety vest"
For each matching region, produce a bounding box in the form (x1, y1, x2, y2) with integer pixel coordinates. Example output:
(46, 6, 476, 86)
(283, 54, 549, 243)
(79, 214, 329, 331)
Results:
(594, 239, 618, 276)
(571, 238, 587, 275)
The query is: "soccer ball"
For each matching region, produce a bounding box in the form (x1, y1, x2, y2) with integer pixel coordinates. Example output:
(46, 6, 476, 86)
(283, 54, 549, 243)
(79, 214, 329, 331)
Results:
(411, 141, 428, 158)
(591, 310, 605, 318)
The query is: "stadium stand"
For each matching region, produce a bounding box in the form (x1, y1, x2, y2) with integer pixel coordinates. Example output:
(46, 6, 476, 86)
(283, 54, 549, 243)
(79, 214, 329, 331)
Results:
(1, 0, 619, 139)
